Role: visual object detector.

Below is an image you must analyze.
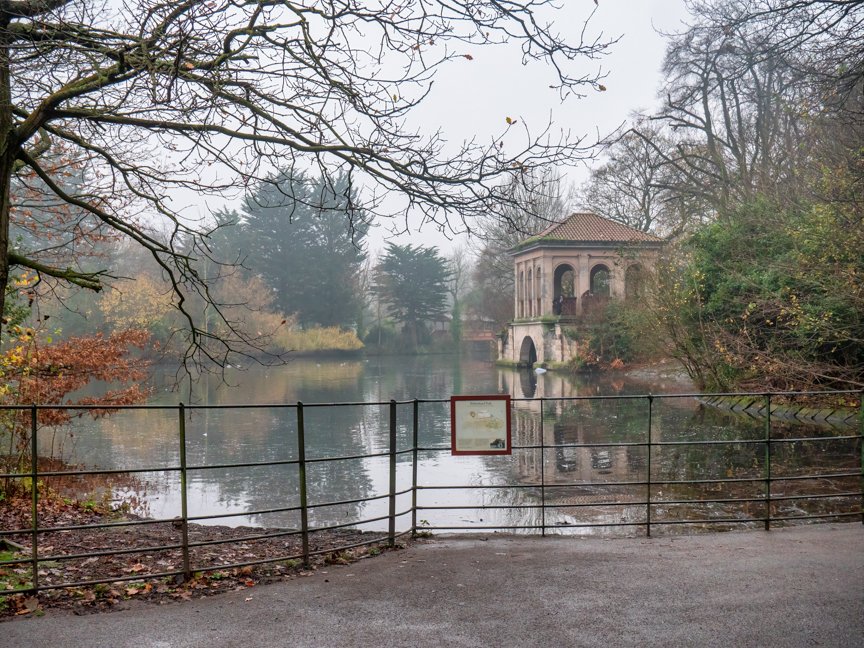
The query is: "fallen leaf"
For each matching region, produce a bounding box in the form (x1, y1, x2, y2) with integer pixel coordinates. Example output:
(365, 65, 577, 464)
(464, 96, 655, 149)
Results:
(19, 596, 39, 615)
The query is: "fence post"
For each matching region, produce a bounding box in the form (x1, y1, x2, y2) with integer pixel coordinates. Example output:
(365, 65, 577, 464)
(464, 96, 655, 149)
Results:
(411, 399, 419, 536)
(859, 391, 863, 525)
(540, 399, 546, 537)
(764, 394, 772, 531)
(297, 402, 310, 566)
(388, 400, 397, 547)
(30, 405, 39, 591)
(646, 395, 653, 539)
(178, 404, 191, 579)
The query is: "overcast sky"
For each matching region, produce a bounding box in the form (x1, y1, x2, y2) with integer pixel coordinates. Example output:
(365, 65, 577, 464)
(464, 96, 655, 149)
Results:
(178, 2, 694, 257)
(371, 0, 692, 255)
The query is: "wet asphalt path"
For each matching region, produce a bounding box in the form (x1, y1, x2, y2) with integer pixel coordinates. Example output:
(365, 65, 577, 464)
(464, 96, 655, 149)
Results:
(3, 523, 862, 648)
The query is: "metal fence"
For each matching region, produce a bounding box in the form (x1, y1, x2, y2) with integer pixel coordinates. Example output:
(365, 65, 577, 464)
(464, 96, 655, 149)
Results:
(1, 390, 862, 597)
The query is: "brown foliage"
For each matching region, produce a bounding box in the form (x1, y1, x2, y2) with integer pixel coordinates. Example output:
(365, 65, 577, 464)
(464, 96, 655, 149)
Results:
(1, 330, 152, 486)
(4, 329, 151, 425)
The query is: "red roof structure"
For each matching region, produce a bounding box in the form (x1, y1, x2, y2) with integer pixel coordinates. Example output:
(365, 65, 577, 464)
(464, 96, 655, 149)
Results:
(516, 212, 663, 249)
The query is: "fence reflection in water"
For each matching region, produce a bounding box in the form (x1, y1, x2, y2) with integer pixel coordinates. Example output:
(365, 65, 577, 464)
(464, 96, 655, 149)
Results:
(1, 391, 861, 596)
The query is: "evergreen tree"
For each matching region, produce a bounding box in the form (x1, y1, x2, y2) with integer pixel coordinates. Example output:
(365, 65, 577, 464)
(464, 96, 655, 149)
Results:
(236, 171, 370, 328)
(375, 243, 451, 349)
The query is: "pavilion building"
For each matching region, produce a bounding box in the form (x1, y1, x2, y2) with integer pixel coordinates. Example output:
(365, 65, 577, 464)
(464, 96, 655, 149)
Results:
(498, 212, 664, 366)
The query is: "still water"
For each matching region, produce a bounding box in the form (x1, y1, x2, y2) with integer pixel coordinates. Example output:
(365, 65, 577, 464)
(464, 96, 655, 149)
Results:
(59, 355, 859, 535)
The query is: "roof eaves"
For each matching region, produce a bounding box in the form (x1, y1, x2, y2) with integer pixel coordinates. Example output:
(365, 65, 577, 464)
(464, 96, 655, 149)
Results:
(509, 238, 664, 255)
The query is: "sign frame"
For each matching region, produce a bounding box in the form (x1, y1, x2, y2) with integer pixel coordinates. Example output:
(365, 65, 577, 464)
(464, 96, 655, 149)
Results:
(450, 394, 512, 456)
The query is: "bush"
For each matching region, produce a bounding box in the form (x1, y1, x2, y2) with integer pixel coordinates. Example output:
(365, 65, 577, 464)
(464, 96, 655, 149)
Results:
(575, 300, 662, 366)
(363, 323, 397, 347)
(659, 197, 864, 391)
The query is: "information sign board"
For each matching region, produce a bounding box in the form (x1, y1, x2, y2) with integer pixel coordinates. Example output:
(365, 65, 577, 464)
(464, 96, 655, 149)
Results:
(450, 395, 512, 455)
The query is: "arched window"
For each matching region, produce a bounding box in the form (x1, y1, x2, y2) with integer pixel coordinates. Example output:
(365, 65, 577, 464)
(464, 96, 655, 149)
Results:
(554, 264, 575, 298)
(590, 264, 610, 297)
(527, 269, 533, 317)
(553, 264, 576, 316)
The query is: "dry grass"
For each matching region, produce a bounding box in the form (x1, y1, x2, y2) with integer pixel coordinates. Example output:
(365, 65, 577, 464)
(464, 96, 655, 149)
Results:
(274, 326, 364, 352)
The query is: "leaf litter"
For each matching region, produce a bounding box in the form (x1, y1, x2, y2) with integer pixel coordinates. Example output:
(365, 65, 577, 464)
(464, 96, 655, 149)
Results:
(1, 497, 403, 619)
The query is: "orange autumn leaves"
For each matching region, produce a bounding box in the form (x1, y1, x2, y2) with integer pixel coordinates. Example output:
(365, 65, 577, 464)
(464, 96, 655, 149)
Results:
(1, 329, 151, 427)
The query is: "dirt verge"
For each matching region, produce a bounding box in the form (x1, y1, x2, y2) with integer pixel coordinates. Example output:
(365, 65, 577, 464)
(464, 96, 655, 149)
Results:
(1, 498, 402, 619)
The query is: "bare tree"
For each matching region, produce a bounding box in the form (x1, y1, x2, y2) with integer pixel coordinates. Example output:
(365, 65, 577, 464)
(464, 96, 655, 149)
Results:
(0, 0, 613, 370)
(692, 1, 864, 101)
(689, 1, 864, 177)
(446, 244, 472, 345)
(636, 2, 821, 218)
(578, 121, 679, 234)
(469, 168, 572, 327)
(447, 245, 471, 303)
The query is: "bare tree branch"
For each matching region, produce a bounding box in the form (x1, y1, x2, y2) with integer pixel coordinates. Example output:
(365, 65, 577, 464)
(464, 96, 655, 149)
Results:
(0, 0, 613, 373)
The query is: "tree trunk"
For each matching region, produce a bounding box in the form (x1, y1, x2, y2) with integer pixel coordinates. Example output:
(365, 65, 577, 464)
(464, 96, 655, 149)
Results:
(409, 319, 418, 350)
(0, 17, 15, 331)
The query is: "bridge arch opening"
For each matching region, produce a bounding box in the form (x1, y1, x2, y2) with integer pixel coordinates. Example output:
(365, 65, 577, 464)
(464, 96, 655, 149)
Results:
(519, 336, 538, 367)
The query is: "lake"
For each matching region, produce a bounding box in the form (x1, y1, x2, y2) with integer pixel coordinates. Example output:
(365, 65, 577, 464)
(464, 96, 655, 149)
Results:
(55, 354, 861, 535)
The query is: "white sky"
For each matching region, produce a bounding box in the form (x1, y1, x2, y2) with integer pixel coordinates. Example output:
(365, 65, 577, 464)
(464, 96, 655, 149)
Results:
(371, 0, 692, 256)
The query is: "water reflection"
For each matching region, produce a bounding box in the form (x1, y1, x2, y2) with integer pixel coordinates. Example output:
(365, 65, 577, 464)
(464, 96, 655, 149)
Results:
(485, 382, 859, 534)
(58, 356, 859, 534)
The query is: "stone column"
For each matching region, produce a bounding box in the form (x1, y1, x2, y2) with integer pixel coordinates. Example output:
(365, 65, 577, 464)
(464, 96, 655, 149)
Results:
(541, 256, 552, 316)
(577, 256, 591, 314)
(513, 261, 519, 318)
(611, 261, 626, 298)
(534, 259, 543, 317)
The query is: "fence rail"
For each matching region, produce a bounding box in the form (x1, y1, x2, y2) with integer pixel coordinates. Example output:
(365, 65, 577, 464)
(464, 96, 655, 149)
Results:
(1, 390, 862, 596)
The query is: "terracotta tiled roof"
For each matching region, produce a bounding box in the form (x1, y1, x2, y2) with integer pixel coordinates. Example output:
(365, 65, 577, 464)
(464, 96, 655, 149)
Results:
(533, 212, 662, 244)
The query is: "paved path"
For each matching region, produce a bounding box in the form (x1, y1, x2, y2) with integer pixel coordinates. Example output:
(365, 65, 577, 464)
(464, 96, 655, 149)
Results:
(3, 524, 863, 648)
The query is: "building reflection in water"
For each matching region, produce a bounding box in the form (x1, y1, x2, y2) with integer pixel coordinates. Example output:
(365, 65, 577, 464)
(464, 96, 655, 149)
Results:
(492, 367, 652, 533)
